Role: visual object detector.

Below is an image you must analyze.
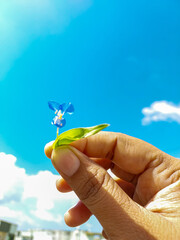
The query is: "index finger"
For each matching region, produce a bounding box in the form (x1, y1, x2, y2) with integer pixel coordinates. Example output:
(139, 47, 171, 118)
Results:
(44, 131, 161, 175)
(72, 131, 162, 174)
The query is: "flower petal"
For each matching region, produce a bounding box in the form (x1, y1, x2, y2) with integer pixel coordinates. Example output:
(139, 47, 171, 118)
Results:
(64, 102, 74, 114)
(48, 101, 64, 112)
(52, 117, 66, 128)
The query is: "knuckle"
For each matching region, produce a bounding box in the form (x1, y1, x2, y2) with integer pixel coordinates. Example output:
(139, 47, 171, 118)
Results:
(78, 169, 109, 205)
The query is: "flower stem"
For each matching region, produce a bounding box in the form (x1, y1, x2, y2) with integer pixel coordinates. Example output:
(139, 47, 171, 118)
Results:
(56, 127, 59, 138)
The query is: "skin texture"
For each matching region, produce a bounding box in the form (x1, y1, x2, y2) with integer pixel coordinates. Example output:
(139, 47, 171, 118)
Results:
(45, 132, 180, 240)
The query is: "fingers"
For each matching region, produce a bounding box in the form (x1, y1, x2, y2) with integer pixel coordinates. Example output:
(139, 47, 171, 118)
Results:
(56, 178, 72, 192)
(57, 177, 135, 197)
(56, 158, 112, 193)
(45, 133, 179, 208)
(115, 178, 135, 198)
(64, 201, 92, 227)
(50, 146, 172, 239)
(57, 177, 135, 228)
(111, 163, 136, 184)
(146, 179, 180, 221)
(45, 141, 54, 158)
(71, 131, 162, 175)
(45, 131, 163, 176)
(91, 157, 112, 170)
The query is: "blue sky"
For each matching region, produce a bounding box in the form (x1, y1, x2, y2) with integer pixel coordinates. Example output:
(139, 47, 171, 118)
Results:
(0, 0, 180, 232)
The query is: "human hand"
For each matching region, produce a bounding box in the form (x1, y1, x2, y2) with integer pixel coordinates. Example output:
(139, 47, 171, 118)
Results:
(45, 132, 180, 240)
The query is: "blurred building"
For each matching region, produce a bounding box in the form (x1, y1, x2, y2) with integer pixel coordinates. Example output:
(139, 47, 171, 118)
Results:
(15, 229, 104, 240)
(0, 220, 17, 240)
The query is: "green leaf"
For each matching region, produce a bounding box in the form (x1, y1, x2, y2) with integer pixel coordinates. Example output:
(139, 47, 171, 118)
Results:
(53, 123, 109, 149)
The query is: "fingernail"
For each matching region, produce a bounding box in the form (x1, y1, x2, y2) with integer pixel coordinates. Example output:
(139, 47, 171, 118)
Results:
(44, 141, 54, 158)
(52, 147, 80, 177)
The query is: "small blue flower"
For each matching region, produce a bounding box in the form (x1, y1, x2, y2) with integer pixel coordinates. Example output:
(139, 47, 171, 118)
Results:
(48, 101, 74, 130)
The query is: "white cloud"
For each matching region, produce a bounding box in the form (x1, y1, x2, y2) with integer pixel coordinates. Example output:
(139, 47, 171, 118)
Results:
(0, 153, 26, 201)
(0, 152, 78, 229)
(0, 206, 34, 226)
(31, 209, 63, 223)
(142, 101, 180, 125)
(0, 0, 92, 79)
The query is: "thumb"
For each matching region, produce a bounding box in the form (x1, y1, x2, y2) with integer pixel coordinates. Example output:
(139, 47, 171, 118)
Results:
(51, 146, 173, 240)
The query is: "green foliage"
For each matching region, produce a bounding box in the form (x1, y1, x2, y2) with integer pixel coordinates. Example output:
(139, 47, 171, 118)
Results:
(53, 124, 109, 149)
